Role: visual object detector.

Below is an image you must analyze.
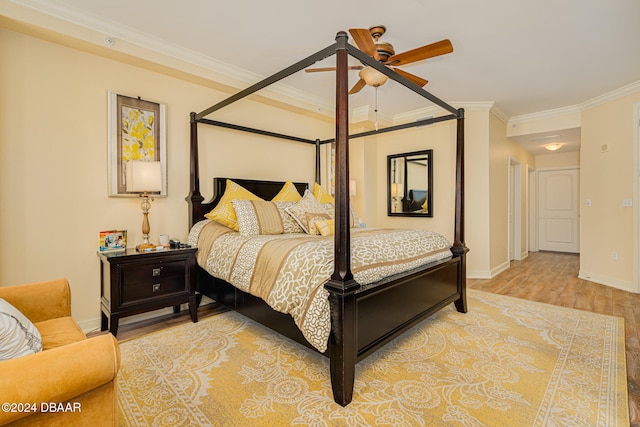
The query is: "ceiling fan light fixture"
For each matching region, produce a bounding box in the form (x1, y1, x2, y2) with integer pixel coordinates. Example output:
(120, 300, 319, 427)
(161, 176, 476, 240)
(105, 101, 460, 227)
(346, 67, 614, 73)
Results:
(359, 66, 388, 87)
(544, 143, 564, 152)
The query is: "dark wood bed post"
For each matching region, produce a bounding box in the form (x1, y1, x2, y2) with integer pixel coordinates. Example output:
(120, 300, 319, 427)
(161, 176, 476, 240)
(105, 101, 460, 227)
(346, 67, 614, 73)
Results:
(187, 112, 204, 226)
(325, 31, 360, 407)
(452, 108, 468, 313)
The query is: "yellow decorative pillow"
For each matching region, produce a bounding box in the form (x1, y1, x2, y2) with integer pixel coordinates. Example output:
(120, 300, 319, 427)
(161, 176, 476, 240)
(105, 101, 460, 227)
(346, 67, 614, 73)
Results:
(271, 181, 302, 202)
(204, 180, 263, 231)
(315, 219, 335, 236)
(306, 212, 332, 236)
(313, 183, 335, 204)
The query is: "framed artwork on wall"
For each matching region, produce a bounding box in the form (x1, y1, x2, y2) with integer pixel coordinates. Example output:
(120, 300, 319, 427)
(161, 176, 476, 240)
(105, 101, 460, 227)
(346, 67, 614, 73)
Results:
(107, 91, 167, 197)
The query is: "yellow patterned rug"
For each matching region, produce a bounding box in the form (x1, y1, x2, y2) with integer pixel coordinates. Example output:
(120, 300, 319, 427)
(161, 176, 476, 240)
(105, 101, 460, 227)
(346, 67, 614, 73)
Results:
(117, 290, 629, 426)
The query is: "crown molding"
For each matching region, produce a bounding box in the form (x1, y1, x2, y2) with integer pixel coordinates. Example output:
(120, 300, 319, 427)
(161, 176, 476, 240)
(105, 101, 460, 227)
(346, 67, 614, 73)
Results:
(508, 80, 640, 126)
(7, 0, 335, 117)
(578, 79, 640, 111)
(393, 101, 497, 124)
(508, 104, 581, 126)
(351, 105, 393, 127)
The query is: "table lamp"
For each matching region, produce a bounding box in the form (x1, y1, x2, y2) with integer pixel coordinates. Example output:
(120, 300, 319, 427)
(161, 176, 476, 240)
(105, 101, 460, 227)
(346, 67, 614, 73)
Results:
(126, 161, 162, 251)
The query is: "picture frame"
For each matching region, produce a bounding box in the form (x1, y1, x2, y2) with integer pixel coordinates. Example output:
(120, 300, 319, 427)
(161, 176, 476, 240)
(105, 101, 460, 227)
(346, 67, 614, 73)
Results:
(99, 230, 127, 253)
(107, 91, 167, 197)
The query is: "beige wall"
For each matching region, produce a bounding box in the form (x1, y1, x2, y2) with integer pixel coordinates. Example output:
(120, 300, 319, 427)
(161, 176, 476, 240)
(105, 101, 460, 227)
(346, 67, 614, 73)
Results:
(489, 113, 536, 275)
(0, 28, 328, 329)
(352, 109, 499, 279)
(579, 93, 640, 291)
(535, 152, 580, 169)
(370, 119, 457, 240)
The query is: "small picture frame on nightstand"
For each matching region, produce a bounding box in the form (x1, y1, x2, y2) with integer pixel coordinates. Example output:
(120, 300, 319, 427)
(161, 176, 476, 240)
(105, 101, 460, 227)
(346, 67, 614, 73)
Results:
(99, 230, 127, 253)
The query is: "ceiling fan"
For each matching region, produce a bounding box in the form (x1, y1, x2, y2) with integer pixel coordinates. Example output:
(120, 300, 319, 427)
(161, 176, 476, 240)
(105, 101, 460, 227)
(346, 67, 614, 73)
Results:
(306, 25, 453, 94)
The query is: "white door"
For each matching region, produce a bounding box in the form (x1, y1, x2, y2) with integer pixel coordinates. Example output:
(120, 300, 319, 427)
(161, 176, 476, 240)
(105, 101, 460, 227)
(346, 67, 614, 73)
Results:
(538, 168, 580, 253)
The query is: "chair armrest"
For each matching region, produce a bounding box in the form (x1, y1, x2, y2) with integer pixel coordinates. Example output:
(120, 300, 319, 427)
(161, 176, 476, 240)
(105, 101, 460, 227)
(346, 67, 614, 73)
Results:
(0, 279, 71, 322)
(0, 334, 120, 425)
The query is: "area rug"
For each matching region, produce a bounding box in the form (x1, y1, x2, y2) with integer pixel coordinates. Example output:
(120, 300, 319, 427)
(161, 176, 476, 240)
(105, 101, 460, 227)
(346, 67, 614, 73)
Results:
(117, 289, 629, 426)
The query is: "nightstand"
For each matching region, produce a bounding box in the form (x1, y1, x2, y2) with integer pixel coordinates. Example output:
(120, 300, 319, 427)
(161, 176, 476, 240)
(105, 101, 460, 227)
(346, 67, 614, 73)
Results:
(98, 247, 198, 336)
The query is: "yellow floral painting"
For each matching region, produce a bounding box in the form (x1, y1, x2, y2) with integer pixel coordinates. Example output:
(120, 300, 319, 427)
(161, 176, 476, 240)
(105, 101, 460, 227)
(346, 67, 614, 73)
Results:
(121, 106, 156, 162)
(108, 92, 166, 196)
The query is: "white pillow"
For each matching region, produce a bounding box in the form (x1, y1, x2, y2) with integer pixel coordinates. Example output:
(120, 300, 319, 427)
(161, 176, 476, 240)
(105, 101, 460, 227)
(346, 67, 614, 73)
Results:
(0, 298, 43, 360)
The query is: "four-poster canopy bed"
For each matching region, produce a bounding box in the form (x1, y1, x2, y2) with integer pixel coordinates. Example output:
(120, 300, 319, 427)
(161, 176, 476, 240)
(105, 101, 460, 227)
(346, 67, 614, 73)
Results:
(186, 31, 468, 406)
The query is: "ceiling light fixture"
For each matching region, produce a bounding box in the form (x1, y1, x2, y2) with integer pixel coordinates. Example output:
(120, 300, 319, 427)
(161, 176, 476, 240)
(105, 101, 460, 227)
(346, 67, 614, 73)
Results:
(358, 66, 388, 87)
(544, 143, 564, 152)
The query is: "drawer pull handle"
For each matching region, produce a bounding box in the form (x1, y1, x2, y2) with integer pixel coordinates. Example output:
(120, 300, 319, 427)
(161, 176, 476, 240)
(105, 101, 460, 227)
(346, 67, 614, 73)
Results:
(152, 268, 161, 277)
(152, 283, 161, 292)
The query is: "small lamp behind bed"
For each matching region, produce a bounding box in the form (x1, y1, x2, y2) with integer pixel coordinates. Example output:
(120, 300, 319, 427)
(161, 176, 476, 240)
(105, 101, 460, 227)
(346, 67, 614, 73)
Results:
(126, 161, 162, 251)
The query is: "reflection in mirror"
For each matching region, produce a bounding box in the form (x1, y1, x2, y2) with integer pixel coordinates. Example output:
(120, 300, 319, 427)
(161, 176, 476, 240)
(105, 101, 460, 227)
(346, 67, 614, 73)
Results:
(387, 149, 433, 217)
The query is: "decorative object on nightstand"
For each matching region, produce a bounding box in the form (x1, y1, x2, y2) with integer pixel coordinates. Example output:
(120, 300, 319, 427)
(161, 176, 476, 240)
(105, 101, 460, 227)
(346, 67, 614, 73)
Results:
(99, 229, 127, 253)
(98, 246, 198, 336)
(126, 160, 162, 251)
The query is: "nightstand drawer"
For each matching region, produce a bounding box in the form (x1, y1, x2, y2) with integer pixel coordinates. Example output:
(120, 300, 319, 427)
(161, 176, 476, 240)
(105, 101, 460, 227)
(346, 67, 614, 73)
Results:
(121, 260, 186, 286)
(121, 275, 186, 304)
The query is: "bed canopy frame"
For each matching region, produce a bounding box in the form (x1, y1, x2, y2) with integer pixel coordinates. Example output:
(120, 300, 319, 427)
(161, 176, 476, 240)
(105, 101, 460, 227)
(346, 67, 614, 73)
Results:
(187, 31, 468, 406)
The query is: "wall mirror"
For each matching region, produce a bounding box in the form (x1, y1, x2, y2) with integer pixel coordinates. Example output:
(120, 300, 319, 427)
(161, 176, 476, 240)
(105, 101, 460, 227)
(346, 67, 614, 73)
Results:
(387, 149, 433, 217)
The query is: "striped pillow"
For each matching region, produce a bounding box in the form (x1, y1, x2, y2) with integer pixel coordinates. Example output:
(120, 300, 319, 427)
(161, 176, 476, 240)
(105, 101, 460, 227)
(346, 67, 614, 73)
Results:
(232, 200, 305, 235)
(232, 199, 284, 236)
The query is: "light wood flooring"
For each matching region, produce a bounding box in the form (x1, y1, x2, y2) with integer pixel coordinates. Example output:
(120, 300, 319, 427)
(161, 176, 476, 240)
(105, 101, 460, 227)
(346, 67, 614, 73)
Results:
(113, 251, 639, 426)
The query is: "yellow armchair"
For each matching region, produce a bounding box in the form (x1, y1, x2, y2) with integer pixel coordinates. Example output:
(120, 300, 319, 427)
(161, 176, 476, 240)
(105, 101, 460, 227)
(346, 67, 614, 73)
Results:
(0, 279, 120, 426)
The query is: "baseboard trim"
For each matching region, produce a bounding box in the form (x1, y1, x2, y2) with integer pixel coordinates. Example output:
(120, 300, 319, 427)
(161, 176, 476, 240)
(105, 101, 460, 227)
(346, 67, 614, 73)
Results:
(578, 270, 636, 293)
(467, 271, 492, 279)
(468, 260, 511, 280)
(491, 260, 511, 277)
(78, 304, 190, 334)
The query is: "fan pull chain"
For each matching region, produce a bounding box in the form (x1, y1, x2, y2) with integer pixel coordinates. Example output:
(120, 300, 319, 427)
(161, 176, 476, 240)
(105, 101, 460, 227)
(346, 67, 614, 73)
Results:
(374, 86, 379, 131)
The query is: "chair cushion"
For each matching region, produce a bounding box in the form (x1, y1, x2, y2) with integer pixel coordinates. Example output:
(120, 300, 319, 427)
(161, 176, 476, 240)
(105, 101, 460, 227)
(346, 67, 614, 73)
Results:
(35, 317, 86, 350)
(0, 298, 43, 360)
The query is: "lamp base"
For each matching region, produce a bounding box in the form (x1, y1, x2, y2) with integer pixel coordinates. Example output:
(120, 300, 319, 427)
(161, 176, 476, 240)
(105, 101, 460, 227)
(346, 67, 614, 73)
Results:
(136, 243, 157, 252)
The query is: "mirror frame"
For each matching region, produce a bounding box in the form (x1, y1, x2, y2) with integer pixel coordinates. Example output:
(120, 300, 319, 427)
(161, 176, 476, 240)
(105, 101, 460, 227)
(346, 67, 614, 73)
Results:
(387, 149, 433, 217)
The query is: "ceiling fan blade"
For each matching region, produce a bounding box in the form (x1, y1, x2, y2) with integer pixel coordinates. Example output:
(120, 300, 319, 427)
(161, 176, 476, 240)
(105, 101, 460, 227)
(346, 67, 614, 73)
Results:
(348, 28, 380, 61)
(386, 39, 453, 66)
(305, 66, 363, 73)
(393, 68, 428, 87)
(349, 79, 367, 95)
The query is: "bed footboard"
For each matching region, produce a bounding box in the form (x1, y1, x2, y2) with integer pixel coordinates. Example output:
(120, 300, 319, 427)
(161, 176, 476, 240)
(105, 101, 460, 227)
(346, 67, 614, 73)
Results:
(356, 256, 465, 360)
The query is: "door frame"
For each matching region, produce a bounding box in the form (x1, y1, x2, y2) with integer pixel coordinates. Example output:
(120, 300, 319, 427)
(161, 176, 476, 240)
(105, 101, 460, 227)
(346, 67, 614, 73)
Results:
(633, 102, 640, 292)
(508, 158, 523, 261)
(528, 165, 537, 252)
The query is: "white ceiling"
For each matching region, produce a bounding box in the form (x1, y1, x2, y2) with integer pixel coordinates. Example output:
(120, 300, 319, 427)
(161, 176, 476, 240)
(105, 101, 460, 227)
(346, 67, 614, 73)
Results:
(11, 0, 640, 154)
